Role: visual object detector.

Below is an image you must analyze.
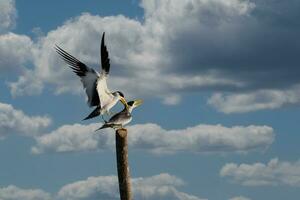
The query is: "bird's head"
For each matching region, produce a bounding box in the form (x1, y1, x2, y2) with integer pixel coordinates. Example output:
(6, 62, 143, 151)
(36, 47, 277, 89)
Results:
(126, 99, 143, 113)
(113, 91, 127, 106)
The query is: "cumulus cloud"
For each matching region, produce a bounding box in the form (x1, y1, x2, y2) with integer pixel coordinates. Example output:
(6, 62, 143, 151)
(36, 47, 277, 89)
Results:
(0, 174, 205, 200)
(57, 175, 118, 200)
(0, 32, 33, 75)
(0, 102, 51, 139)
(11, 13, 146, 98)
(31, 122, 274, 154)
(0, 0, 16, 32)
(5, 0, 300, 111)
(0, 1, 34, 82)
(208, 85, 300, 113)
(57, 173, 205, 200)
(229, 196, 251, 200)
(30, 123, 111, 154)
(8, 0, 254, 101)
(220, 158, 300, 187)
(0, 185, 51, 200)
(8, 69, 44, 97)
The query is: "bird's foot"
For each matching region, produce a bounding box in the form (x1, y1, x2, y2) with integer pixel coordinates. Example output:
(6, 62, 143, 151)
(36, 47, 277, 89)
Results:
(113, 124, 122, 130)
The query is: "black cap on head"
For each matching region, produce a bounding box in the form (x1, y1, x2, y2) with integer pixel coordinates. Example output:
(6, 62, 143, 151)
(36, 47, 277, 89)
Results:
(117, 91, 124, 97)
(127, 101, 134, 106)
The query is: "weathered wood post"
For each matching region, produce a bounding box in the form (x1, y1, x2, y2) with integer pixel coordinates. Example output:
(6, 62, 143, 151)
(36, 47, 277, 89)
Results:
(116, 128, 132, 200)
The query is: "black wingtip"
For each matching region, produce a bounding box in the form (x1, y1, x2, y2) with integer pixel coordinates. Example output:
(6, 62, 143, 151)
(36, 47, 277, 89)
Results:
(101, 32, 105, 43)
(54, 44, 63, 50)
(54, 44, 59, 51)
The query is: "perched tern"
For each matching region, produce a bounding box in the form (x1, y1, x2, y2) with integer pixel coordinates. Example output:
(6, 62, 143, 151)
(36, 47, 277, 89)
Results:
(96, 99, 143, 130)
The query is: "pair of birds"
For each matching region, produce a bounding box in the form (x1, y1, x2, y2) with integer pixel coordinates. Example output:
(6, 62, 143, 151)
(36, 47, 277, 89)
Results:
(55, 32, 142, 130)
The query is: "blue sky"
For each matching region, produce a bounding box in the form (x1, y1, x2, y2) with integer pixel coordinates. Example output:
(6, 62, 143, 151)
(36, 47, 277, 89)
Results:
(0, 0, 300, 199)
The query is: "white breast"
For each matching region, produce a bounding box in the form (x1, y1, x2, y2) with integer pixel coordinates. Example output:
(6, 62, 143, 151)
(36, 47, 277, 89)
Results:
(121, 117, 132, 126)
(101, 96, 119, 114)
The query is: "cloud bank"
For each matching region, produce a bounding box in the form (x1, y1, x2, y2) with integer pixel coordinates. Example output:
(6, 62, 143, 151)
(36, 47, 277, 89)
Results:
(208, 85, 300, 113)
(220, 158, 300, 187)
(3, 0, 300, 112)
(0, 102, 51, 139)
(0, 185, 51, 200)
(31, 122, 274, 154)
(0, 174, 205, 200)
(57, 173, 205, 200)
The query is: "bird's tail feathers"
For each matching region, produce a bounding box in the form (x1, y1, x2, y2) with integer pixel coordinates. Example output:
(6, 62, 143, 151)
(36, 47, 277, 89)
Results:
(83, 106, 101, 120)
(95, 123, 111, 131)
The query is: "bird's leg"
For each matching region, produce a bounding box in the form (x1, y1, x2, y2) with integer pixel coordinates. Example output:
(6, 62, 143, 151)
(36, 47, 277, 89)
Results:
(113, 124, 119, 130)
(113, 124, 122, 130)
(106, 110, 115, 116)
(101, 115, 107, 123)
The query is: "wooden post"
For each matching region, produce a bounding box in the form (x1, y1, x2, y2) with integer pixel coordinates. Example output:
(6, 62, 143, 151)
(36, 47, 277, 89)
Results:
(116, 128, 132, 200)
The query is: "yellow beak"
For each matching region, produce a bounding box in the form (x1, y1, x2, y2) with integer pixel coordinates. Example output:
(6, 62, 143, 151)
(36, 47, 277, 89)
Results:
(120, 97, 128, 107)
(133, 99, 143, 107)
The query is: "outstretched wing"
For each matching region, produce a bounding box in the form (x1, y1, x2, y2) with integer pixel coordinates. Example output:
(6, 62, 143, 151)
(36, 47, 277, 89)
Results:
(55, 45, 100, 107)
(101, 32, 110, 75)
(97, 32, 113, 108)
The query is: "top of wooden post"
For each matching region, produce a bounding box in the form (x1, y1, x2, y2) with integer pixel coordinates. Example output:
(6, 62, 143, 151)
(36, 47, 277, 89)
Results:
(116, 128, 127, 138)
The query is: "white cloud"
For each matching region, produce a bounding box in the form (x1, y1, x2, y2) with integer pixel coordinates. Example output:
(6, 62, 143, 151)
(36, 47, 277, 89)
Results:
(9, 0, 254, 104)
(208, 85, 300, 113)
(9, 69, 44, 97)
(31, 123, 111, 154)
(128, 123, 274, 154)
(0, 185, 51, 200)
(31, 122, 274, 154)
(0, 174, 205, 200)
(0, 0, 16, 32)
(220, 158, 300, 187)
(0, 102, 51, 139)
(0, 32, 33, 74)
(229, 196, 251, 200)
(5, 0, 300, 112)
(13, 13, 146, 98)
(57, 175, 118, 200)
(57, 173, 206, 200)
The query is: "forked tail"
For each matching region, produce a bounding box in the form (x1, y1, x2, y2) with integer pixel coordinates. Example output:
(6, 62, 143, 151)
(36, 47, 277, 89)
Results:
(83, 106, 101, 120)
(95, 123, 111, 131)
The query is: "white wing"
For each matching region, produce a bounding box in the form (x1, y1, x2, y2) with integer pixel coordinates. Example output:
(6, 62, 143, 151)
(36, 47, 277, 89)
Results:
(97, 32, 114, 108)
(97, 74, 114, 108)
(55, 45, 101, 107)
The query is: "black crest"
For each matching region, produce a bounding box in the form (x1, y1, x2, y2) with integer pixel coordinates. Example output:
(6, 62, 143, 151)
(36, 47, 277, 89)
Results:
(127, 101, 134, 106)
(117, 91, 124, 97)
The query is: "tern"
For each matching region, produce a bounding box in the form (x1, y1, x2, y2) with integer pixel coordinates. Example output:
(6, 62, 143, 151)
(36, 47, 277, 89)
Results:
(55, 32, 127, 120)
(96, 99, 143, 130)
